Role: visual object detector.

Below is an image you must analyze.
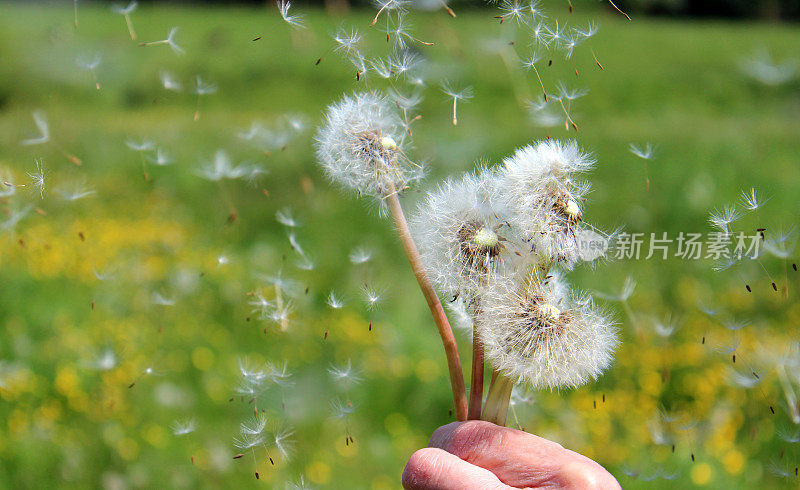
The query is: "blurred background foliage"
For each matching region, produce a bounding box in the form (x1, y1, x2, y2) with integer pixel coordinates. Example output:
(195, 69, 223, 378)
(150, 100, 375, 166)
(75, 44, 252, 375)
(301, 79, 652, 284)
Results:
(0, 0, 799, 488)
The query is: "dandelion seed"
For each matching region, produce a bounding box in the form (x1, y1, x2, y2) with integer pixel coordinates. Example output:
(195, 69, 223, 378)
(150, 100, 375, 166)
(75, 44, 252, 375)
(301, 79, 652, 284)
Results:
(328, 359, 362, 389)
(723, 316, 750, 331)
(327, 291, 345, 309)
(152, 292, 175, 306)
(126, 138, 155, 152)
(739, 49, 798, 86)
(497, 0, 526, 25)
(333, 27, 362, 57)
(530, 21, 551, 47)
(441, 81, 473, 126)
(573, 21, 599, 40)
(370, 0, 409, 27)
(777, 425, 800, 443)
(286, 476, 316, 490)
(361, 284, 386, 310)
(77, 53, 102, 90)
(86, 348, 117, 371)
(56, 179, 96, 201)
(389, 14, 433, 48)
(653, 313, 683, 338)
(276, 207, 300, 227)
(27, 160, 46, 199)
(709, 206, 742, 234)
(160, 71, 182, 91)
(139, 27, 185, 55)
(112, 1, 138, 40)
(727, 368, 761, 389)
(193, 76, 217, 121)
(596, 276, 636, 302)
(330, 398, 356, 443)
(149, 148, 173, 166)
(276, 0, 305, 29)
(549, 82, 586, 131)
(740, 187, 769, 211)
(233, 432, 266, 450)
(272, 425, 296, 459)
(559, 33, 583, 59)
(349, 246, 373, 264)
(198, 150, 262, 181)
(629, 143, 655, 160)
(21, 111, 50, 146)
(171, 418, 197, 436)
(240, 412, 269, 435)
(248, 293, 274, 319)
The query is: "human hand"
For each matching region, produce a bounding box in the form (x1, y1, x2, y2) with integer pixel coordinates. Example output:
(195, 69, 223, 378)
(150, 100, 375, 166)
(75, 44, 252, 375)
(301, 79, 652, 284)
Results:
(402, 420, 621, 489)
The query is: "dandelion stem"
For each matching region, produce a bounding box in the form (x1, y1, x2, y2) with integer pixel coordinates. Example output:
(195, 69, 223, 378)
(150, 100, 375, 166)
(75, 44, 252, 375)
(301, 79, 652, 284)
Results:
(482, 371, 513, 426)
(385, 187, 468, 421)
(468, 328, 485, 419)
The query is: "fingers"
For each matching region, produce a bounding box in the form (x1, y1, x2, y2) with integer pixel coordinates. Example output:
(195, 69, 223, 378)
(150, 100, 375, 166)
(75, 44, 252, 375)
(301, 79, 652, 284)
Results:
(429, 421, 620, 490)
(402, 447, 513, 490)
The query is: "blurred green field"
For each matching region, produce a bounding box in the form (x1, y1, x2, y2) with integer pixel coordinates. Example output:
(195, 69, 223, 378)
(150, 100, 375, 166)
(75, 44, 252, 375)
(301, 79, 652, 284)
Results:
(1, 1, 800, 488)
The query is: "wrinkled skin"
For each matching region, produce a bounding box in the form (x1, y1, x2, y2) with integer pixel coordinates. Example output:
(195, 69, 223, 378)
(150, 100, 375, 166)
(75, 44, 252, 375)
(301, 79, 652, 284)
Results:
(402, 421, 621, 490)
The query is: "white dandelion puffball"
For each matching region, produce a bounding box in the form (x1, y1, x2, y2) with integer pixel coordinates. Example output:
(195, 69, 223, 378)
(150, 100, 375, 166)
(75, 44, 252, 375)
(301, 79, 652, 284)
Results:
(477, 273, 617, 390)
(497, 139, 595, 266)
(315, 92, 422, 198)
(411, 169, 527, 298)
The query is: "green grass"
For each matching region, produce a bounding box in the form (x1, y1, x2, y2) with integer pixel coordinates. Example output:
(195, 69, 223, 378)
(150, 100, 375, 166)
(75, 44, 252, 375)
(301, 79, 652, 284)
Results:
(1, 2, 799, 488)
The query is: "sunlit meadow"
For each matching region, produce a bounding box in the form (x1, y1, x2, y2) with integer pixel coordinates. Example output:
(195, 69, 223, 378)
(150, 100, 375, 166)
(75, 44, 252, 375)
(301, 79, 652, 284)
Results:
(1, 1, 799, 488)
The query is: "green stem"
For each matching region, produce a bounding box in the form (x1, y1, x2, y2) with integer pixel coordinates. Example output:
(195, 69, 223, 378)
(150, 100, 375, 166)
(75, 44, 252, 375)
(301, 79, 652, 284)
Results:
(482, 371, 514, 426)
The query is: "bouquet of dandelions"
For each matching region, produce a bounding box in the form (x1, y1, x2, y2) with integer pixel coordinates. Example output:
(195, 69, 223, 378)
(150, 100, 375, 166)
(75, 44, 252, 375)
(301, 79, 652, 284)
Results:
(315, 91, 618, 426)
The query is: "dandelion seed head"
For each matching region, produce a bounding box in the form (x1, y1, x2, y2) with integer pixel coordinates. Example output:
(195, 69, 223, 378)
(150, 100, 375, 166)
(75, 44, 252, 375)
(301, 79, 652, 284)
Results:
(477, 273, 618, 390)
(412, 170, 526, 297)
(496, 140, 596, 266)
(315, 92, 422, 198)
